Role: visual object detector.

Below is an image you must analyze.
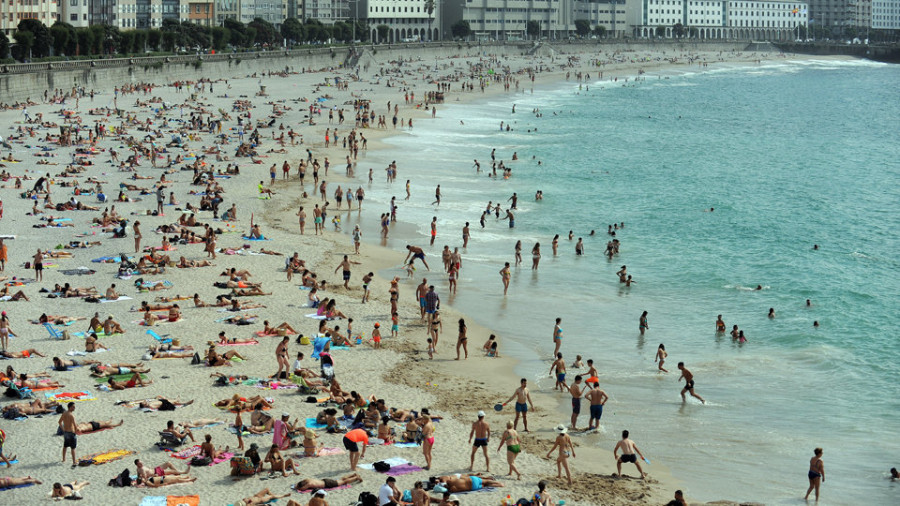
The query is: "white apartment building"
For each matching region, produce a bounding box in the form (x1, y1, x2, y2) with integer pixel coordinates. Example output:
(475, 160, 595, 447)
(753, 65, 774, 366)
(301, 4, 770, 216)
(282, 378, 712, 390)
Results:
(442, 0, 576, 40)
(61, 0, 92, 27)
(304, 0, 350, 23)
(573, 0, 632, 37)
(630, 0, 808, 39)
(363, 0, 440, 42)
(2, 0, 59, 35)
(238, 0, 285, 27)
(872, 0, 899, 27)
(112, 0, 189, 29)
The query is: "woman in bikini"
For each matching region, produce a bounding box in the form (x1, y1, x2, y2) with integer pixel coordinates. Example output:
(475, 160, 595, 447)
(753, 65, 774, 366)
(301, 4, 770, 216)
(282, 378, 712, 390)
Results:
(421, 415, 435, 470)
(497, 420, 522, 480)
(456, 318, 468, 361)
(264, 444, 300, 477)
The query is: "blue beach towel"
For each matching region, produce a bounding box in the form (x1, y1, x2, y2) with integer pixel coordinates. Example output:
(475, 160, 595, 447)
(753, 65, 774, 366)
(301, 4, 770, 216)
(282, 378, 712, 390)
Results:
(311, 337, 331, 360)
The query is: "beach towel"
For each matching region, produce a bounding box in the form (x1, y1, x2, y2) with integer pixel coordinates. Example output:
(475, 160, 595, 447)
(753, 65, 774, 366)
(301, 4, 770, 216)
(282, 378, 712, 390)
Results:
(385, 463, 424, 476)
(304, 418, 327, 430)
(92, 255, 132, 263)
(139, 497, 167, 506)
(304, 313, 327, 320)
(0, 482, 35, 491)
(392, 442, 420, 448)
(138, 280, 173, 289)
(360, 457, 410, 470)
(45, 391, 95, 403)
(93, 373, 149, 383)
(167, 497, 199, 506)
(456, 487, 497, 495)
(78, 448, 134, 466)
(254, 330, 295, 337)
(99, 295, 133, 303)
(0, 460, 19, 466)
(241, 236, 268, 241)
(220, 340, 259, 346)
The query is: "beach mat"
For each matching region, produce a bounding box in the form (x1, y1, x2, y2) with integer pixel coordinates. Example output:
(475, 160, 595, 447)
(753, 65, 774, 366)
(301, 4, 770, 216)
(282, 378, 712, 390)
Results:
(384, 463, 424, 476)
(0, 460, 19, 467)
(305, 418, 327, 430)
(170, 445, 233, 465)
(79, 448, 135, 466)
(99, 296, 133, 303)
(360, 457, 410, 470)
(45, 391, 95, 403)
(94, 373, 149, 383)
(0, 482, 35, 491)
(292, 483, 352, 494)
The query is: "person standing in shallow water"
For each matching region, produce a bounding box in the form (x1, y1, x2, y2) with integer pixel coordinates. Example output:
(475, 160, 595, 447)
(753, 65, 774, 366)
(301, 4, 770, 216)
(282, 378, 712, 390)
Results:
(805, 447, 825, 502)
(639, 311, 649, 336)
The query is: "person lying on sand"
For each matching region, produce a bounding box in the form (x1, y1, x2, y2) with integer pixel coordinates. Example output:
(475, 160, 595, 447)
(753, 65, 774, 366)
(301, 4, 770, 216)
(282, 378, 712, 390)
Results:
(52, 356, 101, 371)
(0, 348, 46, 358)
(261, 321, 297, 335)
(6, 375, 65, 389)
(236, 488, 292, 505)
(215, 395, 273, 412)
(135, 397, 194, 410)
(2, 398, 58, 415)
(90, 363, 148, 377)
(37, 314, 85, 325)
(143, 474, 197, 487)
(107, 372, 153, 390)
(431, 473, 504, 493)
(0, 476, 42, 488)
(216, 331, 257, 345)
(177, 257, 213, 268)
(50, 480, 87, 499)
(0, 288, 29, 301)
(135, 459, 189, 482)
(75, 419, 123, 433)
(231, 287, 271, 297)
(295, 472, 363, 492)
(181, 418, 224, 428)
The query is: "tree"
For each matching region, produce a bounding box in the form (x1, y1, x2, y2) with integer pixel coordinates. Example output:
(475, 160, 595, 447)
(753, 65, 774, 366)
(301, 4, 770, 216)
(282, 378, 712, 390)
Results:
(527, 21, 541, 40)
(575, 20, 591, 38)
(119, 30, 135, 54)
(248, 17, 276, 46)
(655, 25, 666, 38)
(0, 32, 9, 60)
(162, 31, 177, 52)
(12, 30, 34, 61)
(424, 0, 435, 40)
(50, 23, 72, 56)
(89, 25, 105, 54)
(376, 24, 390, 43)
(211, 26, 230, 50)
(796, 23, 807, 40)
(147, 29, 162, 51)
(281, 17, 304, 44)
(132, 30, 147, 53)
(224, 18, 248, 46)
(18, 19, 52, 58)
(672, 22, 684, 38)
(75, 28, 94, 56)
(593, 25, 606, 38)
(451, 20, 471, 40)
(352, 20, 369, 42)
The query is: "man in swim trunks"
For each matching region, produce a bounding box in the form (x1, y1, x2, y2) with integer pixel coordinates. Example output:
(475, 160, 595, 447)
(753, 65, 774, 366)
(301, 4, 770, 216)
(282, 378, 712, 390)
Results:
(614, 430, 647, 479)
(549, 353, 568, 392)
(108, 372, 153, 390)
(135, 458, 189, 482)
(434, 473, 503, 493)
(585, 381, 608, 430)
(334, 255, 353, 289)
(677, 362, 706, 404)
(468, 410, 491, 472)
(568, 375, 586, 430)
(502, 378, 535, 432)
(405, 245, 430, 270)
(75, 419, 123, 433)
(59, 403, 77, 465)
(415, 278, 428, 319)
(424, 285, 440, 327)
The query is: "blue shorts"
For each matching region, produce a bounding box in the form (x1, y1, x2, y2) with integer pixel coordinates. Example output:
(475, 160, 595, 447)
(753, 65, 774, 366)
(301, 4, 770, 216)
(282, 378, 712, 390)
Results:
(391, 324, 399, 332)
(515, 402, 528, 413)
(509, 220, 515, 228)
(470, 475, 482, 490)
(419, 297, 426, 308)
(590, 404, 603, 420)
(557, 373, 566, 383)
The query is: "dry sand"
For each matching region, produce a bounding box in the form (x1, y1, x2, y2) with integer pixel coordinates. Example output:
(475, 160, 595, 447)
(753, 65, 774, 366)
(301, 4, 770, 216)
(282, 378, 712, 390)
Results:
(0, 44, 823, 505)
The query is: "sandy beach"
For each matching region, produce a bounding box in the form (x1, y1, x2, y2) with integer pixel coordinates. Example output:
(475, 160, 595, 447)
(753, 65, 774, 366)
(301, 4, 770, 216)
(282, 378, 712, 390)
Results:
(0, 43, 832, 505)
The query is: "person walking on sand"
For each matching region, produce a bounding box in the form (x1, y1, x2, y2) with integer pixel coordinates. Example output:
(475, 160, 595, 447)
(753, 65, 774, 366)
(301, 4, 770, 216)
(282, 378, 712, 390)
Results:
(655, 344, 668, 373)
(805, 447, 825, 501)
(59, 403, 77, 466)
(274, 336, 290, 379)
(502, 378, 535, 432)
(497, 420, 522, 479)
(614, 430, 647, 479)
(133, 221, 142, 253)
(455, 318, 468, 360)
(33, 249, 44, 282)
(585, 381, 608, 430)
(549, 353, 567, 392)
(499, 262, 511, 295)
(677, 362, 706, 404)
(334, 255, 352, 289)
(546, 425, 575, 485)
(552, 318, 563, 358)
(468, 411, 491, 472)
(0, 311, 12, 352)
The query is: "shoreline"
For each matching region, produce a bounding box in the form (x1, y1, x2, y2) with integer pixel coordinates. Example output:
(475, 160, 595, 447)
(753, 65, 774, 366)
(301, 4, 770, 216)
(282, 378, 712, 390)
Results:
(0, 44, 864, 506)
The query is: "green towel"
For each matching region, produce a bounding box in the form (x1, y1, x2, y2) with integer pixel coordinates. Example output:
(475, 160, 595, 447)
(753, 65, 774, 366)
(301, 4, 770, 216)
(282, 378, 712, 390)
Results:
(93, 373, 149, 383)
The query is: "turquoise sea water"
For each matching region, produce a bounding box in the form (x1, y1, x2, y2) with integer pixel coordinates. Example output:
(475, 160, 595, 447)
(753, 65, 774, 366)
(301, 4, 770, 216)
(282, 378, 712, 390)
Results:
(358, 58, 900, 504)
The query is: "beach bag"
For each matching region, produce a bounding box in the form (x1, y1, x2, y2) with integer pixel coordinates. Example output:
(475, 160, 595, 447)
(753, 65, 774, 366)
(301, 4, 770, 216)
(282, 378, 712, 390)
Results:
(61, 329, 71, 340)
(373, 460, 391, 472)
(357, 491, 378, 506)
(107, 468, 132, 487)
(230, 456, 255, 476)
(190, 455, 212, 466)
(298, 334, 310, 345)
(190, 353, 202, 365)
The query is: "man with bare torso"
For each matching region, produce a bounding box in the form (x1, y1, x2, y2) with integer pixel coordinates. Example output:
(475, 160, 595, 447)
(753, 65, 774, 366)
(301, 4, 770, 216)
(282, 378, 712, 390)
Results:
(468, 411, 491, 472)
(550, 353, 568, 392)
(614, 430, 647, 479)
(415, 279, 428, 319)
(585, 381, 608, 430)
(568, 375, 587, 429)
(59, 403, 77, 465)
(502, 378, 535, 432)
(677, 362, 706, 404)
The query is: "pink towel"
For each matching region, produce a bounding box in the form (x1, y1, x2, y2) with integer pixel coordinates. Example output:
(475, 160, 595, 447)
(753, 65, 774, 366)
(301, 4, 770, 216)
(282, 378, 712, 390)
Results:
(219, 340, 259, 346)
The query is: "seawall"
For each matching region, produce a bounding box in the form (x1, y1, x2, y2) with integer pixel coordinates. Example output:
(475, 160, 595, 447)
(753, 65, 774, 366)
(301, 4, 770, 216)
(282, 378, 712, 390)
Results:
(0, 40, 756, 103)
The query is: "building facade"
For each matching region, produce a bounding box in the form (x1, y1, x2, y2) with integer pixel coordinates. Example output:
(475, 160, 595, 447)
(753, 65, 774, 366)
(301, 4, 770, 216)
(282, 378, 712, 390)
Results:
(364, 0, 440, 42)
(303, 0, 349, 23)
(61, 0, 92, 27)
(239, 0, 286, 27)
(442, 0, 576, 40)
(187, 0, 215, 25)
(631, 0, 808, 39)
(872, 0, 899, 27)
(2, 0, 59, 35)
(573, 0, 632, 37)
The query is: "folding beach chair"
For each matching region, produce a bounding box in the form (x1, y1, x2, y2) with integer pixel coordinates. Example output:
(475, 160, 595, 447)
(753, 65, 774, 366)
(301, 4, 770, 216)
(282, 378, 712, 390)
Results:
(145, 329, 172, 344)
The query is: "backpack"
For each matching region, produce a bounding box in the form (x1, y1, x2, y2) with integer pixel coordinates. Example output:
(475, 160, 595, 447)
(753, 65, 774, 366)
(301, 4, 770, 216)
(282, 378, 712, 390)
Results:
(357, 491, 378, 506)
(190, 353, 202, 365)
(373, 460, 391, 472)
(107, 468, 132, 487)
(190, 455, 212, 466)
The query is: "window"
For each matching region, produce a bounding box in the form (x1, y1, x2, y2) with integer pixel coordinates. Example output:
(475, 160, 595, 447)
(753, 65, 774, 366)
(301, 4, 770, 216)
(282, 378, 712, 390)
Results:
(70, 13, 77, 20)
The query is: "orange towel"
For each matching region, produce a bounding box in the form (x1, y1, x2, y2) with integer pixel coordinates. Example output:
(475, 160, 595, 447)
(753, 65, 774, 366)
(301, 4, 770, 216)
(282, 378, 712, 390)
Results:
(167, 496, 199, 506)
